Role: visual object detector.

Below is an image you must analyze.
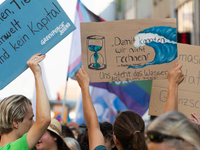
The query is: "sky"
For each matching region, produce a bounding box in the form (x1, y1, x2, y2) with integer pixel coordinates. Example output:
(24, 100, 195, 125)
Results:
(0, 0, 114, 100)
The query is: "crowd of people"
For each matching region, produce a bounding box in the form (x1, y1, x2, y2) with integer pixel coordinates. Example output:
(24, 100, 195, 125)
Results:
(76, 64, 200, 150)
(0, 54, 200, 150)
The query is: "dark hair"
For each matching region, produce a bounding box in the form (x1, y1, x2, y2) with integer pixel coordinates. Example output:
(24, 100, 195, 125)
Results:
(49, 130, 70, 150)
(62, 125, 75, 138)
(113, 111, 147, 150)
(81, 122, 114, 150)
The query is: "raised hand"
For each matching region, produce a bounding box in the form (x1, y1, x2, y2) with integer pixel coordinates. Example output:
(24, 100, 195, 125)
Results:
(26, 53, 46, 76)
(164, 63, 184, 113)
(168, 63, 184, 86)
(188, 113, 200, 127)
(76, 66, 90, 89)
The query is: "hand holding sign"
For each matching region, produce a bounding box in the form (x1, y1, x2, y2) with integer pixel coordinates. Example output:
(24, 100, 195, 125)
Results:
(81, 19, 177, 83)
(149, 44, 200, 117)
(76, 66, 90, 89)
(27, 53, 46, 76)
(164, 63, 184, 113)
(168, 63, 184, 86)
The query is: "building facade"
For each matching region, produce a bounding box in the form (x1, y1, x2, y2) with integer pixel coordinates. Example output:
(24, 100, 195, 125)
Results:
(115, 0, 200, 45)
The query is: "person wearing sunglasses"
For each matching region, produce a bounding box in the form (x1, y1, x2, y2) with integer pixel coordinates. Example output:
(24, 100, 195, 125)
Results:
(145, 64, 200, 150)
(146, 130, 184, 143)
(146, 111, 200, 150)
(165, 63, 200, 130)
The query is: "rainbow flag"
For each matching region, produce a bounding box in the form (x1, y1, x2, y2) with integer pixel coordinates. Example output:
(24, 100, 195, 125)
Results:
(91, 81, 152, 116)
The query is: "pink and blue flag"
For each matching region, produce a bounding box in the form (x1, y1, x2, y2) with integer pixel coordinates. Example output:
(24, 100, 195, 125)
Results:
(67, 0, 104, 78)
(75, 87, 128, 124)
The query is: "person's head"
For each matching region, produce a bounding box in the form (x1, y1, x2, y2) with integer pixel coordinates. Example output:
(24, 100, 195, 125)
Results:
(67, 122, 79, 139)
(81, 122, 115, 150)
(113, 111, 147, 150)
(61, 125, 75, 139)
(0, 95, 33, 137)
(146, 111, 200, 150)
(63, 137, 81, 150)
(36, 118, 70, 150)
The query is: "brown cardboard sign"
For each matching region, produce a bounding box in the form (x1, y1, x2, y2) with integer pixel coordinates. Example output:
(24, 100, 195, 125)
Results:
(80, 19, 177, 82)
(149, 43, 200, 117)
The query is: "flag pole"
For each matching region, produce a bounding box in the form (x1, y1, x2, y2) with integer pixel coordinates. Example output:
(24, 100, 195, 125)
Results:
(61, 0, 79, 123)
(61, 77, 69, 123)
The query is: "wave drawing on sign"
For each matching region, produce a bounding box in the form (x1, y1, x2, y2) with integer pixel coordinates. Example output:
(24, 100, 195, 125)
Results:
(128, 26, 177, 69)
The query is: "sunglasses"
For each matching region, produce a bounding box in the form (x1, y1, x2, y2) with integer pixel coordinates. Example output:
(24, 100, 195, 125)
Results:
(146, 130, 184, 143)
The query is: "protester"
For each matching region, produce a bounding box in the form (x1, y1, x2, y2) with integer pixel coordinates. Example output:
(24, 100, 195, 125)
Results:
(36, 118, 70, 150)
(63, 137, 81, 150)
(77, 124, 87, 150)
(0, 53, 51, 150)
(76, 66, 147, 150)
(81, 122, 115, 150)
(164, 63, 184, 113)
(67, 122, 79, 139)
(165, 63, 200, 129)
(145, 63, 200, 150)
(146, 111, 200, 150)
(62, 125, 75, 139)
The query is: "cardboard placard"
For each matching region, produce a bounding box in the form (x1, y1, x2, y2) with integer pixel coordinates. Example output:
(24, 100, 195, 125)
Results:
(81, 19, 177, 82)
(149, 43, 200, 117)
(0, 0, 76, 90)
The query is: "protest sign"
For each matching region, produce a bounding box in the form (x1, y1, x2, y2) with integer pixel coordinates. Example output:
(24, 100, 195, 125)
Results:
(149, 43, 200, 117)
(0, 0, 76, 90)
(80, 18, 177, 82)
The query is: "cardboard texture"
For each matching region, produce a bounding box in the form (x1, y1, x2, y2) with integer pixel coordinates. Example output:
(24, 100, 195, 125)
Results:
(81, 18, 177, 82)
(149, 43, 200, 117)
(0, 0, 76, 90)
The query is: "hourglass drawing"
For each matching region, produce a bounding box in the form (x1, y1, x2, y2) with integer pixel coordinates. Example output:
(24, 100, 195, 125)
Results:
(87, 35, 107, 70)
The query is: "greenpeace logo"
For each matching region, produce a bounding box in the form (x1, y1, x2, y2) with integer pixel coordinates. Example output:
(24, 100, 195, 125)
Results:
(41, 21, 70, 45)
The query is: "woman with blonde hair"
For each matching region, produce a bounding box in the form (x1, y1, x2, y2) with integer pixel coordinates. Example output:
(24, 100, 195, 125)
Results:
(146, 111, 200, 150)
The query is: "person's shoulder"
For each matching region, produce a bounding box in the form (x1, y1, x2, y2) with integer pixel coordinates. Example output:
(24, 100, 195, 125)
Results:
(13, 133, 27, 143)
(8, 133, 29, 150)
(0, 142, 12, 150)
(94, 145, 107, 150)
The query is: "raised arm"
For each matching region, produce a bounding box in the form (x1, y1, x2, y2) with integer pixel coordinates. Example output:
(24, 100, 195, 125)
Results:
(76, 66, 104, 150)
(26, 53, 51, 149)
(164, 63, 184, 113)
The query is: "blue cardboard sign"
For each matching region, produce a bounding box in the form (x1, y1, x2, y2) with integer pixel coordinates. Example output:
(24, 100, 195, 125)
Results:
(0, 0, 76, 90)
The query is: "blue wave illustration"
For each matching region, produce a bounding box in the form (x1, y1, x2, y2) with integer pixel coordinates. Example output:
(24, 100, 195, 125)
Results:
(128, 26, 177, 69)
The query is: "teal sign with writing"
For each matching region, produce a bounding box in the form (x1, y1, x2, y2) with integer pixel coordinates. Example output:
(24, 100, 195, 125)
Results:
(0, 0, 76, 90)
